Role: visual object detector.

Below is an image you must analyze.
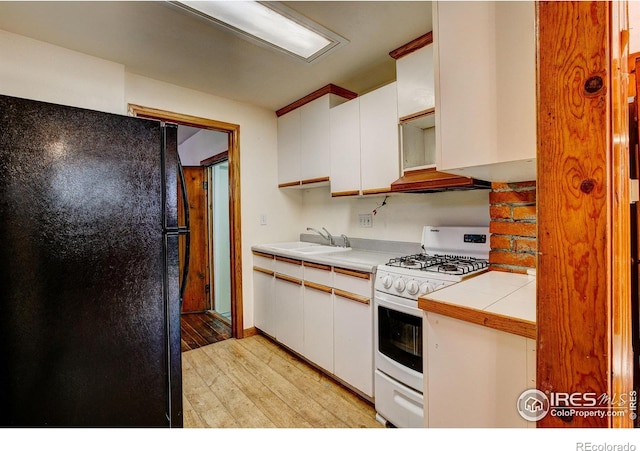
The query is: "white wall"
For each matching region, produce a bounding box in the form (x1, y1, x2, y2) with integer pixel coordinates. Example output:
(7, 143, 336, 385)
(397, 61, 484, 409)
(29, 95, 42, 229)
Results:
(301, 188, 490, 244)
(0, 29, 125, 114)
(178, 129, 228, 166)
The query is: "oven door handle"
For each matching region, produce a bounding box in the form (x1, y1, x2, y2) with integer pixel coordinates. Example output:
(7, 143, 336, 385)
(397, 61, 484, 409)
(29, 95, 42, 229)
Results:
(374, 292, 423, 317)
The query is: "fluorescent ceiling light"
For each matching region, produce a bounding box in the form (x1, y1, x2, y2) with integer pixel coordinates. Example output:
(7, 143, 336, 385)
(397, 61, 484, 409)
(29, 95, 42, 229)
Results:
(172, 1, 347, 62)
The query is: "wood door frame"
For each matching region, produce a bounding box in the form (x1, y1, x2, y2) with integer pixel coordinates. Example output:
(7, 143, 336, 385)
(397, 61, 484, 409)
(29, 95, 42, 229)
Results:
(128, 104, 244, 339)
(537, 1, 633, 427)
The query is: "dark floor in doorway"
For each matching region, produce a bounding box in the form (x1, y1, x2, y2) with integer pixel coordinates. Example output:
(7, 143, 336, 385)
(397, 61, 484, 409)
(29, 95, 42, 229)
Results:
(181, 312, 232, 352)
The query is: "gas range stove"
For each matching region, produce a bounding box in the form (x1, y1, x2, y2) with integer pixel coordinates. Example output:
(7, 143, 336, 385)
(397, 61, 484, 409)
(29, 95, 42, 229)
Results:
(375, 226, 490, 300)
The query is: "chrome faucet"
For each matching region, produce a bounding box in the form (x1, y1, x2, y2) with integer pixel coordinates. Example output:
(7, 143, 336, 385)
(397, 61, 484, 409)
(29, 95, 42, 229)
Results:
(340, 234, 351, 248)
(307, 227, 334, 246)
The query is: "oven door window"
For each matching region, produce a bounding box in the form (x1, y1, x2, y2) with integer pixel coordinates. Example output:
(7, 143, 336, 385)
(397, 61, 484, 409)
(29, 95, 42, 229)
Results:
(378, 305, 423, 373)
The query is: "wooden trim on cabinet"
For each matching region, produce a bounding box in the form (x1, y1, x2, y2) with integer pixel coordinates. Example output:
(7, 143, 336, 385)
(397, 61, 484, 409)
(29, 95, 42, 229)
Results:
(331, 190, 360, 197)
(334, 267, 371, 280)
(389, 32, 433, 60)
(275, 274, 302, 285)
(275, 256, 302, 265)
(253, 266, 274, 276)
(303, 281, 333, 294)
(301, 176, 330, 185)
(418, 298, 536, 340)
(278, 181, 302, 188)
(275, 84, 358, 117)
(334, 289, 370, 305)
(252, 251, 274, 259)
(303, 261, 332, 271)
(362, 187, 392, 196)
(399, 107, 435, 124)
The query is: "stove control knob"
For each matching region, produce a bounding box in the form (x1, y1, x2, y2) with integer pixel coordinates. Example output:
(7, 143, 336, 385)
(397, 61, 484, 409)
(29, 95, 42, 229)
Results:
(406, 280, 420, 296)
(381, 275, 394, 289)
(419, 282, 434, 295)
(394, 278, 406, 292)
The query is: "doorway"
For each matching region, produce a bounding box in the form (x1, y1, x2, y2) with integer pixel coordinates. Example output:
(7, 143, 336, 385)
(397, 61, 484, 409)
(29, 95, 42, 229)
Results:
(128, 104, 244, 342)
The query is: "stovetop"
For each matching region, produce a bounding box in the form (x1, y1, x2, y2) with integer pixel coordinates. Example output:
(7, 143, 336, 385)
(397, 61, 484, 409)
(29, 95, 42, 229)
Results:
(385, 253, 489, 276)
(374, 225, 490, 300)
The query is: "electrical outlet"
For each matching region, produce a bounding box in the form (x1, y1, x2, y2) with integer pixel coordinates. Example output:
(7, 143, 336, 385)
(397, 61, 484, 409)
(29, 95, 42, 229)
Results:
(359, 214, 373, 228)
(260, 214, 267, 225)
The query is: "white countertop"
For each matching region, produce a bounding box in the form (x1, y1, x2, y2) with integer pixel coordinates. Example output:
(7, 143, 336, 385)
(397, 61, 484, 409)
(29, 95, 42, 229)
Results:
(251, 242, 403, 273)
(419, 271, 536, 338)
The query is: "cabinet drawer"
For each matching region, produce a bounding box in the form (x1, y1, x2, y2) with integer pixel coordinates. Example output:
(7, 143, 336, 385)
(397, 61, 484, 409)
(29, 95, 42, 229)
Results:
(333, 267, 372, 298)
(252, 251, 275, 271)
(275, 256, 303, 279)
(303, 261, 333, 286)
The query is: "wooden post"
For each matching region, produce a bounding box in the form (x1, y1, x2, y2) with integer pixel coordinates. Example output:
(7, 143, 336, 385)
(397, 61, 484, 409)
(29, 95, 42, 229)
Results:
(537, 1, 633, 427)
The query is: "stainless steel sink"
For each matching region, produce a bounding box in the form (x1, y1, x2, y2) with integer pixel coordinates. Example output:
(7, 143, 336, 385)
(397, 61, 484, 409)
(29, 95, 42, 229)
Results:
(290, 245, 351, 254)
(262, 241, 321, 250)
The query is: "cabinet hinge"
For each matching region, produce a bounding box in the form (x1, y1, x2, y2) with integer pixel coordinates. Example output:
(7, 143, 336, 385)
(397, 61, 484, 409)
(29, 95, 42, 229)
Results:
(203, 181, 208, 190)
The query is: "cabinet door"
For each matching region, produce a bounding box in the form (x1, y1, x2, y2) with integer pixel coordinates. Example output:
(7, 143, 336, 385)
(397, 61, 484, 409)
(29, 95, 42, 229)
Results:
(360, 82, 399, 194)
(329, 99, 361, 196)
(253, 268, 275, 337)
(434, 1, 536, 181)
(396, 45, 435, 119)
(424, 312, 530, 427)
(277, 110, 301, 187)
(303, 283, 334, 372)
(300, 96, 331, 183)
(334, 292, 373, 397)
(275, 275, 304, 354)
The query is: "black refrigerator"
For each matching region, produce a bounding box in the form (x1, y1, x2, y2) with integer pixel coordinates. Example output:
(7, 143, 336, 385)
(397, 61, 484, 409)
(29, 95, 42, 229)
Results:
(0, 94, 187, 427)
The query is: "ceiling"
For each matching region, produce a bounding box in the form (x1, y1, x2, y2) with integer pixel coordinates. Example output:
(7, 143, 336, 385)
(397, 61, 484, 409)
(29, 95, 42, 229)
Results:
(0, 1, 432, 112)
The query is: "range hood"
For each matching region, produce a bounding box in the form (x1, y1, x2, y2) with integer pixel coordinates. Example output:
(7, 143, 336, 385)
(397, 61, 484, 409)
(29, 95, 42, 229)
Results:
(390, 167, 491, 193)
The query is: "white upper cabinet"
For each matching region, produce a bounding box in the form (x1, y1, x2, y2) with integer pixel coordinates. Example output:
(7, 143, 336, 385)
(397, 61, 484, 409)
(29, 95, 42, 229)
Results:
(434, 1, 536, 182)
(396, 44, 435, 119)
(329, 98, 361, 196)
(329, 82, 400, 196)
(277, 109, 301, 187)
(277, 90, 353, 188)
(360, 82, 400, 195)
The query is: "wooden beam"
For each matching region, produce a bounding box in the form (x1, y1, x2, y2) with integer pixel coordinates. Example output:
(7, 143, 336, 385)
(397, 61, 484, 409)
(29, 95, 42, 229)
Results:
(537, 1, 633, 427)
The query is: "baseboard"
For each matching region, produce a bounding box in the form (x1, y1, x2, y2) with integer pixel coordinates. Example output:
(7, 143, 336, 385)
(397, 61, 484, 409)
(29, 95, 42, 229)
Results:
(242, 326, 259, 337)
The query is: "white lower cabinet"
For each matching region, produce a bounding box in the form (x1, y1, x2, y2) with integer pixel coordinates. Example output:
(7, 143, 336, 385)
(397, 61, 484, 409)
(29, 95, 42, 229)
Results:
(303, 282, 334, 372)
(252, 251, 374, 398)
(253, 252, 276, 337)
(334, 290, 373, 398)
(275, 275, 304, 354)
(253, 267, 275, 337)
(424, 312, 536, 427)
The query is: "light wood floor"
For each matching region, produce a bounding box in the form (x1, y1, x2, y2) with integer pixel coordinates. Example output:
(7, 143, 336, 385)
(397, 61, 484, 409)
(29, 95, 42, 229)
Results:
(182, 334, 383, 428)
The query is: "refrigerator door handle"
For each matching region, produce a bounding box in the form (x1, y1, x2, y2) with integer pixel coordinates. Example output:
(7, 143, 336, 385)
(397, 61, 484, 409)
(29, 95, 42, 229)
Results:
(177, 160, 191, 304)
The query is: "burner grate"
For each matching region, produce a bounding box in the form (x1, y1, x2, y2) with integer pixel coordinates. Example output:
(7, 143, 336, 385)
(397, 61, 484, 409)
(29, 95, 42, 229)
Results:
(386, 253, 488, 274)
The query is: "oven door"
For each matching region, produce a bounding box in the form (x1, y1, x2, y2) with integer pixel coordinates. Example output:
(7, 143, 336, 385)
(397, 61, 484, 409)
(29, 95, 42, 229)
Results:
(374, 291, 423, 393)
